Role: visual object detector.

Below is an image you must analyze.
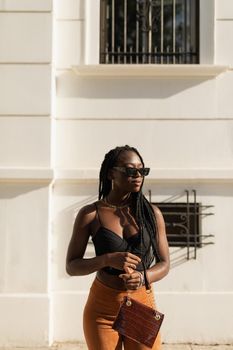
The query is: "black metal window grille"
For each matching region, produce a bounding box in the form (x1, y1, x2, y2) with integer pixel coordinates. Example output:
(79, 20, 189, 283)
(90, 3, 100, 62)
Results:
(100, 0, 199, 64)
(151, 190, 214, 260)
(155, 202, 201, 249)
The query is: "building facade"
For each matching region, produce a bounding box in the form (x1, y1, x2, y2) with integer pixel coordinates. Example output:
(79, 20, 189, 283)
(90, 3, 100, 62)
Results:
(0, 0, 233, 346)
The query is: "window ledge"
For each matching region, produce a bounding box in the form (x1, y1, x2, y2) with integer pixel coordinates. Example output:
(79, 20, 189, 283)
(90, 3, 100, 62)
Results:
(72, 64, 230, 78)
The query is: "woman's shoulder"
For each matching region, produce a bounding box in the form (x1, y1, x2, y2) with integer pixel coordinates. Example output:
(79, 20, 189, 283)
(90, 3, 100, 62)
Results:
(73, 201, 99, 228)
(76, 200, 103, 218)
(149, 203, 163, 218)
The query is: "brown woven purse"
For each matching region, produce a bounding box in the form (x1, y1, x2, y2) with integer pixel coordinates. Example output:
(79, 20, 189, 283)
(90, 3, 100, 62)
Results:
(112, 294, 164, 348)
(112, 264, 164, 348)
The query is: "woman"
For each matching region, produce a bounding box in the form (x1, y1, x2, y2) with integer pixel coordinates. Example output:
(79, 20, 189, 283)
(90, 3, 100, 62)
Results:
(66, 145, 170, 350)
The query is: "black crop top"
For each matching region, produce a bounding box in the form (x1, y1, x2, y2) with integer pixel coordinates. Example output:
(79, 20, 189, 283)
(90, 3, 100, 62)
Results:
(92, 204, 154, 275)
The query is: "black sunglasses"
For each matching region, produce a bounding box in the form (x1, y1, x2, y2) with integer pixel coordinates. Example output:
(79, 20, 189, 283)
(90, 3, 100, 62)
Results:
(113, 166, 150, 177)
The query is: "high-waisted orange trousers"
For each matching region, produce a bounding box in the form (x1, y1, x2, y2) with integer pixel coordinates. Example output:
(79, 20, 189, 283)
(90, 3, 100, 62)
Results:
(83, 278, 161, 350)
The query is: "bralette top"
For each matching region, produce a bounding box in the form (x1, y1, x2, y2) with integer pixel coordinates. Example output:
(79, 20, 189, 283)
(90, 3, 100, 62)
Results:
(92, 203, 154, 275)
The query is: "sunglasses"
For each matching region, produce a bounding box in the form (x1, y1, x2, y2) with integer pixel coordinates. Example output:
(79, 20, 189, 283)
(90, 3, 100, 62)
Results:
(113, 166, 150, 177)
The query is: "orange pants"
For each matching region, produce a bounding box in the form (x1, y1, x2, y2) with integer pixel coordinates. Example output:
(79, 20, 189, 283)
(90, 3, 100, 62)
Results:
(83, 278, 161, 350)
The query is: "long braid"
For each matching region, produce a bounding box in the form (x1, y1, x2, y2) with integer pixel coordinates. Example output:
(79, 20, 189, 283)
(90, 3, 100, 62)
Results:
(98, 145, 160, 262)
(137, 192, 160, 262)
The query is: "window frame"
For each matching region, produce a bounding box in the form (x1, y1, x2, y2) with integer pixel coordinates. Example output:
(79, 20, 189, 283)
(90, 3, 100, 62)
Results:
(84, 0, 215, 65)
(99, 0, 200, 65)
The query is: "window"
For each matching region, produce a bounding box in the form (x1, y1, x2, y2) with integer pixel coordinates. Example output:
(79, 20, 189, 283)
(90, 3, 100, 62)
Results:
(152, 190, 214, 260)
(155, 202, 201, 248)
(100, 0, 199, 64)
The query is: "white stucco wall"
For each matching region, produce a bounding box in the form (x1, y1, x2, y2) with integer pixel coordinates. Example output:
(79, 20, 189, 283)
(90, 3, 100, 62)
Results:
(53, 0, 233, 345)
(1, 0, 233, 347)
(0, 0, 53, 346)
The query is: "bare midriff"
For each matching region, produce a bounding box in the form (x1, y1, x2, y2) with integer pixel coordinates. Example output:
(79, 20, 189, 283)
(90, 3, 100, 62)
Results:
(96, 269, 127, 290)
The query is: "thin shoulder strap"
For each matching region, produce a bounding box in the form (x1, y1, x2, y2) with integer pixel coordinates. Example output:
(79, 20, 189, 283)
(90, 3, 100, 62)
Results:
(94, 202, 103, 227)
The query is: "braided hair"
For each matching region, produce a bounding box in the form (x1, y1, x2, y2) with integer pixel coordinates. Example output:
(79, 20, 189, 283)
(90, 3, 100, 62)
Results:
(98, 145, 160, 263)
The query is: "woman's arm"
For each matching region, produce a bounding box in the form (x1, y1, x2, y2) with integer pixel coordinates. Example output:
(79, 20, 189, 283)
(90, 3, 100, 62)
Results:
(66, 204, 106, 276)
(146, 205, 170, 284)
(66, 204, 141, 276)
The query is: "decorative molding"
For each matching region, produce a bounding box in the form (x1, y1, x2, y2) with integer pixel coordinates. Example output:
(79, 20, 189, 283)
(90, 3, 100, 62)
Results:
(54, 168, 233, 183)
(0, 168, 54, 183)
(0, 0, 52, 12)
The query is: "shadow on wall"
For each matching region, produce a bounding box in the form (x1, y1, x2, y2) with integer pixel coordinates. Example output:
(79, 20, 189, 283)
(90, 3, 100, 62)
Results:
(56, 71, 211, 99)
(53, 183, 98, 281)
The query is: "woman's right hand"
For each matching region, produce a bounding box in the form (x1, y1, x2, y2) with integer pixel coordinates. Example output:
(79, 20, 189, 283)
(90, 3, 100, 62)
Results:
(105, 252, 141, 271)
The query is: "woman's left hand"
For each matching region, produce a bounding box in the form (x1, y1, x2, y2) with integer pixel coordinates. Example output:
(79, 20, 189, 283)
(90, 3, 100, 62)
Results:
(119, 267, 143, 290)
